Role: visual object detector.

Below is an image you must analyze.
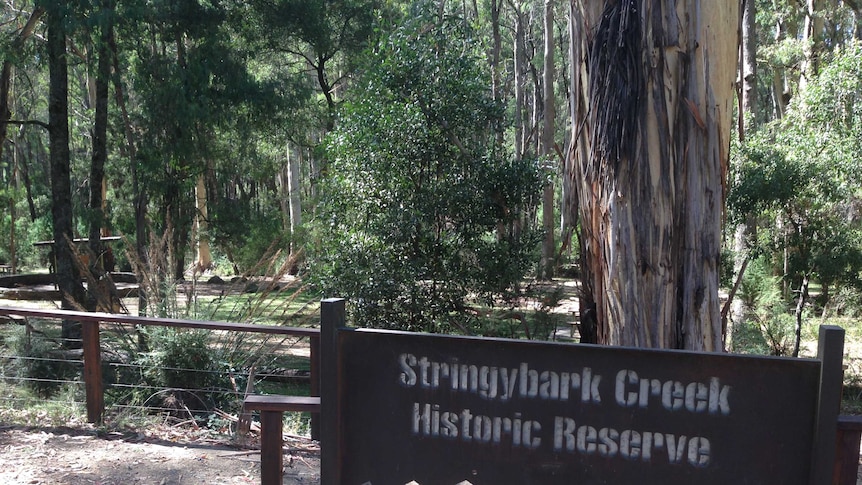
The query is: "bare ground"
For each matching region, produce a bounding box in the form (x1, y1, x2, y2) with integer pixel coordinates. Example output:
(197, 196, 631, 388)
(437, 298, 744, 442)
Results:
(0, 424, 320, 485)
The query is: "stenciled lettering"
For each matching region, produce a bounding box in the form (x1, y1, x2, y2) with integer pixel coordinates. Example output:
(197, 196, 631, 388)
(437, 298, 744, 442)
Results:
(396, 354, 602, 404)
(412, 402, 541, 449)
(552, 417, 711, 468)
(614, 369, 731, 415)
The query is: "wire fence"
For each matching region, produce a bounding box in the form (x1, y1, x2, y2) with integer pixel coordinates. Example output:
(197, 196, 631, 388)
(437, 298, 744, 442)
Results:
(0, 314, 317, 430)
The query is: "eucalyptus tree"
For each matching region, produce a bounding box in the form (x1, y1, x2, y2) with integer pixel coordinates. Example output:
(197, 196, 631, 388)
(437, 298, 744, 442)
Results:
(314, 3, 542, 333)
(567, 1, 739, 350)
(41, 0, 87, 343)
(231, 0, 385, 264)
(122, 0, 302, 284)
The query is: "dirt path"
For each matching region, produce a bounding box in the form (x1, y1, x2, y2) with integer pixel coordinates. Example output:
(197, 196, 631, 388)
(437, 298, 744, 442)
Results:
(0, 425, 319, 485)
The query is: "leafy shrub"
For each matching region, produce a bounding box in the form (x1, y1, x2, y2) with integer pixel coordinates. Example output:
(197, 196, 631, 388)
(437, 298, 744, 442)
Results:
(5, 325, 78, 398)
(139, 327, 215, 391)
(311, 4, 543, 333)
(736, 257, 795, 355)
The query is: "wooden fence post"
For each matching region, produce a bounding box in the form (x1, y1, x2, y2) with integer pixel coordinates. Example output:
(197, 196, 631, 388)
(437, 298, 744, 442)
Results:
(812, 325, 845, 485)
(81, 320, 103, 423)
(310, 334, 320, 441)
(320, 298, 344, 485)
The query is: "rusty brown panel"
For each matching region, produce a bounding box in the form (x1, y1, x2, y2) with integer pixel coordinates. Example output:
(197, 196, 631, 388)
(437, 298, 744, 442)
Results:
(337, 329, 824, 485)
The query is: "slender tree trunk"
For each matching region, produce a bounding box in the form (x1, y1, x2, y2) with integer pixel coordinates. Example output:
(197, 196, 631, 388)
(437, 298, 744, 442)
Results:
(490, 0, 502, 103)
(278, 160, 291, 236)
(287, 146, 302, 237)
(10, 138, 18, 272)
(792, 273, 810, 357)
(513, 5, 526, 161)
(540, 0, 556, 280)
(108, 29, 148, 313)
(46, 1, 87, 345)
(569, 0, 738, 350)
(800, 0, 825, 93)
(740, 0, 757, 135)
(88, 0, 113, 311)
(560, 11, 577, 242)
(22, 138, 37, 222)
(194, 173, 213, 272)
(852, 1, 862, 40)
(727, 0, 758, 349)
(0, 6, 45, 163)
(770, 0, 795, 119)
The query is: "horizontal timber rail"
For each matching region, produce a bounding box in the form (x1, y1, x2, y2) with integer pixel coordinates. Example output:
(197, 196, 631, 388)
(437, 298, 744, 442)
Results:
(0, 305, 321, 438)
(0, 306, 319, 337)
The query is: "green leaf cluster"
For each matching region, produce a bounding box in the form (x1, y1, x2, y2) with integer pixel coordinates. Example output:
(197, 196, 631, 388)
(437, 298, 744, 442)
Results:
(730, 41, 862, 302)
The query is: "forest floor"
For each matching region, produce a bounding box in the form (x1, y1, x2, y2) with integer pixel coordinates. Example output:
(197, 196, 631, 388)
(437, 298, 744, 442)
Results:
(0, 422, 319, 484)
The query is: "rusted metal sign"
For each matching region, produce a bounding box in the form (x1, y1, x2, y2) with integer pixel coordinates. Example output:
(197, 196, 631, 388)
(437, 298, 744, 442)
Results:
(334, 328, 841, 485)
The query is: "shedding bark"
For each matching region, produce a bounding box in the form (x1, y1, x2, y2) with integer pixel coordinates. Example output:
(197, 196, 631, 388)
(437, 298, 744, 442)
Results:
(569, 0, 738, 350)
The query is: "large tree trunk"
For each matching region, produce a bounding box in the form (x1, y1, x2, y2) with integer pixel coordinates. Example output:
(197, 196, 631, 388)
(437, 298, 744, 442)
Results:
(46, 2, 87, 345)
(569, 1, 738, 351)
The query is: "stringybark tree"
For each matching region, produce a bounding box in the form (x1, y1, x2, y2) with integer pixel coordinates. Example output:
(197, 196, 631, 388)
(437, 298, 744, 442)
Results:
(568, 1, 738, 350)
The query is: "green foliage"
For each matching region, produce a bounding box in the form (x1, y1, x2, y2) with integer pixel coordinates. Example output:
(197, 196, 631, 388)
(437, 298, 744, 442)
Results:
(5, 325, 78, 398)
(727, 140, 805, 226)
(736, 257, 795, 355)
(729, 42, 862, 319)
(311, 4, 543, 333)
(138, 327, 215, 391)
(210, 201, 288, 275)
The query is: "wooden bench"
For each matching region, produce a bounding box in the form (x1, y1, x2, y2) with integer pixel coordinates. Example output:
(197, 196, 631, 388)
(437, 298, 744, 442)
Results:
(0, 265, 12, 275)
(244, 395, 321, 485)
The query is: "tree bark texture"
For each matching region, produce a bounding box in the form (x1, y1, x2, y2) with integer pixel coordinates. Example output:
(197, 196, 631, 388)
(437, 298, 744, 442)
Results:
(568, 1, 738, 350)
(46, 2, 87, 343)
